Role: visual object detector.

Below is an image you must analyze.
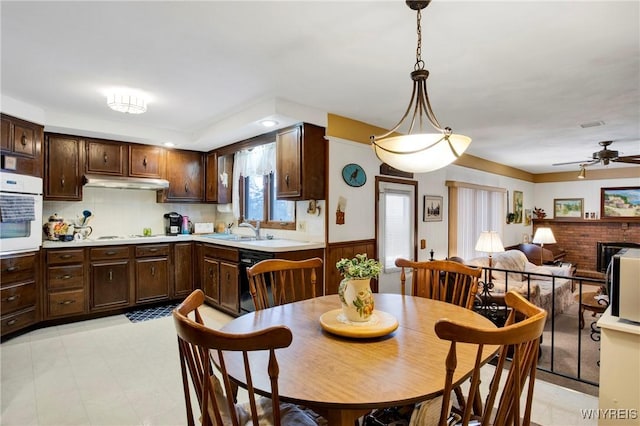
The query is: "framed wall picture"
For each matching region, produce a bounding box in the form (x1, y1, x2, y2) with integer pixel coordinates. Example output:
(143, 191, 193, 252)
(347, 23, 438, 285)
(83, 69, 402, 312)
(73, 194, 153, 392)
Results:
(423, 195, 443, 222)
(601, 186, 640, 220)
(513, 190, 523, 223)
(524, 208, 532, 225)
(554, 198, 584, 219)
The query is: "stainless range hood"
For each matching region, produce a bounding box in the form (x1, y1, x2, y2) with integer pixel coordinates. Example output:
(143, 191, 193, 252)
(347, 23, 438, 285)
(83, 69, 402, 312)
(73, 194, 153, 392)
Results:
(83, 174, 169, 190)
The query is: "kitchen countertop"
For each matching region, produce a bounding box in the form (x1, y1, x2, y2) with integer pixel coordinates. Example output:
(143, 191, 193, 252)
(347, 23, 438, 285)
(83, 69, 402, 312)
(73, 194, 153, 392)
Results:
(41, 234, 325, 253)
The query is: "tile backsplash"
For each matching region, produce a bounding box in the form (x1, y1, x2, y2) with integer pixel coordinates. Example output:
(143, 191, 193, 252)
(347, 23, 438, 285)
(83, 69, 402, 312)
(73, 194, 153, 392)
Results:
(43, 187, 325, 242)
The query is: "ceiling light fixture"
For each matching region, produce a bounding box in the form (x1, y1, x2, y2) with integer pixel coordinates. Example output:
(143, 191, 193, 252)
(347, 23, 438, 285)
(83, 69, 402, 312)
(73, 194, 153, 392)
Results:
(578, 165, 586, 179)
(371, 0, 471, 173)
(259, 119, 279, 128)
(106, 92, 147, 114)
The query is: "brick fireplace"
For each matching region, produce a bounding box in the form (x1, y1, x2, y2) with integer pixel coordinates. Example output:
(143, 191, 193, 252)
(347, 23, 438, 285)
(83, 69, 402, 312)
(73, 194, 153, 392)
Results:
(533, 219, 640, 273)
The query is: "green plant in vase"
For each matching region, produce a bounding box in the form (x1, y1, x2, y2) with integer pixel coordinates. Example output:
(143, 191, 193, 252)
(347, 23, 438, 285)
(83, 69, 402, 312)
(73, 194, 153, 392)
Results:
(336, 254, 382, 321)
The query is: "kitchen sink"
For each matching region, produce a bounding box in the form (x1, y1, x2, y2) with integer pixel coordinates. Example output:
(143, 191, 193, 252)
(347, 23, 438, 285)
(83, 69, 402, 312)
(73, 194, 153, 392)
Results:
(202, 234, 257, 241)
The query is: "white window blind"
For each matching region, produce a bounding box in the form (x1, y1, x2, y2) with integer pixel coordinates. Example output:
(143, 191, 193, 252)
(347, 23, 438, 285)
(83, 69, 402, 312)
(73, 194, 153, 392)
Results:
(380, 186, 413, 272)
(456, 186, 503, 260)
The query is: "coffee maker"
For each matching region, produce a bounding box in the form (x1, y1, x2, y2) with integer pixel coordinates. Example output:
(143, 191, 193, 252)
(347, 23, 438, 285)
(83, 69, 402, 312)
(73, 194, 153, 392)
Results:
(164, 212, 182, 235)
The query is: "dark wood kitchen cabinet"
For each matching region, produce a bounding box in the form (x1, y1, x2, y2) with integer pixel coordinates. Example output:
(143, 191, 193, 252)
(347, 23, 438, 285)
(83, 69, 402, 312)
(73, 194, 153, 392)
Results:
(174, 242, 194, 299)
(205, 152, 233, 203)
(1, 251, 39, 337)
(1, 113, 43, 177)
(129, 144, 164, 178)
(90, 246, 131, 311)
(46, 248, 87, 318)
(159, 149, 204, 202)
(44, 133, 83, 201)
(86, 139, 125, 176)
(198, 243, 239, 315)
(276, 123, 326, 200)
(134, 244, 170, 304)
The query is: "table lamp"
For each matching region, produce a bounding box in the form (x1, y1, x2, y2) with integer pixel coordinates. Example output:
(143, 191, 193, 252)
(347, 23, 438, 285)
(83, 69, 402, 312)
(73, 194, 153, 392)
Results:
(532, 227, 556, 265)
(475, 231, 505, 268)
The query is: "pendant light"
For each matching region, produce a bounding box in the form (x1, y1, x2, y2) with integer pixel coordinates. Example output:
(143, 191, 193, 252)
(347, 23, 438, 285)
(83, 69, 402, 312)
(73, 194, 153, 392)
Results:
(578, 165, 586, 179)
(371, 1, 471, 173)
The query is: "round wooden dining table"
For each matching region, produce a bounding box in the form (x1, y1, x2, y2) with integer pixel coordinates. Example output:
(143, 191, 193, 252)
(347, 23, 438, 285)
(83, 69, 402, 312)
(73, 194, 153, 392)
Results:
(219, 293, 498, 425)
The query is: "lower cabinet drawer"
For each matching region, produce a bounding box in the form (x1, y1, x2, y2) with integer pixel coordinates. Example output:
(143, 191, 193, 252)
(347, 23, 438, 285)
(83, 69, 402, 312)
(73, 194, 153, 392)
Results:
(1, 280, 37, 314)
(47, 290, 85, 317)
(47, 265, 84, 290)
(1, 307, 37, 336)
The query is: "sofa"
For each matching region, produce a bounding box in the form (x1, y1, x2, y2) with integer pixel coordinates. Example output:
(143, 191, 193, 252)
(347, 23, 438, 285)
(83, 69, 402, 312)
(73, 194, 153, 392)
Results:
(466, 249, 574, 317)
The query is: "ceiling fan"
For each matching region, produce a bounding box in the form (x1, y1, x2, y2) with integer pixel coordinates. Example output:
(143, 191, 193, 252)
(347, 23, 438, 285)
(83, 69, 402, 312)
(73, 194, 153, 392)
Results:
(552, 140, 640, 167)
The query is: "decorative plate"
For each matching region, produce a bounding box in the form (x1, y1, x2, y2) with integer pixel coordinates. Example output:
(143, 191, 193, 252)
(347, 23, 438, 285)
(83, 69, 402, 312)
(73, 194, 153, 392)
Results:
(319, 309, 398, 338)
(341, 163, 366, 187)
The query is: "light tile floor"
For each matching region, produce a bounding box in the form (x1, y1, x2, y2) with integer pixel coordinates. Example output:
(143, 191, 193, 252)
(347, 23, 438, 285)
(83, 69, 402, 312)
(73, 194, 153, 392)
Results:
(1, 306, 598, 425)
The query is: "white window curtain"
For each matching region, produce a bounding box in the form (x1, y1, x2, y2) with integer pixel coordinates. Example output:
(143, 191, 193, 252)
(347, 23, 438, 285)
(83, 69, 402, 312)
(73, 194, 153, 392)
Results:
(456, 187, 503, 260)
(232, 142, 276, 218)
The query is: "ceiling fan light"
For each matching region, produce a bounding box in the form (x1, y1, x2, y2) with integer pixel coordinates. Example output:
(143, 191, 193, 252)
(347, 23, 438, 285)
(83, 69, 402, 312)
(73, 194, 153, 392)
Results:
(578, 166, 586, 179)
(372, 133, 471, 173)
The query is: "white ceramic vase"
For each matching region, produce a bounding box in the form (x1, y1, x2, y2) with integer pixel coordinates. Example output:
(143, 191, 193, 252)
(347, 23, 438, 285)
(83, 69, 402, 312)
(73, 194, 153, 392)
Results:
(338, 278, 375, 322)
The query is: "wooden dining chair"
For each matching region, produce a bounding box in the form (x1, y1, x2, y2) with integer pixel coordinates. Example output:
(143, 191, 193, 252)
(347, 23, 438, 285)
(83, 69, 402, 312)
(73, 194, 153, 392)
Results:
(247, 257, 323, 310)
(395, 258, 483, 417)
(395, 258, 482, 309)
(434, 290, 547, 426)
(172, 289, 322, 426)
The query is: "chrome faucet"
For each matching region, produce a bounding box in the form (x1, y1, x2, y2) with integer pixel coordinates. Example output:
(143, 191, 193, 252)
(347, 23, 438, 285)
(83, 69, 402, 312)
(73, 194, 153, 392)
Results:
(239, 221, 261, 239)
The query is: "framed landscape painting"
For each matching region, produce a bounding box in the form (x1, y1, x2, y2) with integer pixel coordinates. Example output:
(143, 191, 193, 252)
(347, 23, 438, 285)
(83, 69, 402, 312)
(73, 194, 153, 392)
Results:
(601, 187, 640, 220)
(554, 198, 583, 219)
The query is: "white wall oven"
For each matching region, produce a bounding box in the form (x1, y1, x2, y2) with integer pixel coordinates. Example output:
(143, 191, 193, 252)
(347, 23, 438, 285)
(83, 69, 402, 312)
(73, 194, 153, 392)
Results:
(0, 173, 43, 254)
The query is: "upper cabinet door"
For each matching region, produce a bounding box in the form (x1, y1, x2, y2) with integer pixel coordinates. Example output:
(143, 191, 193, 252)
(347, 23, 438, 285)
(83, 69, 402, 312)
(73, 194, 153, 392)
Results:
(276, 123, 326, 201)
(161, 150, 204, 202)
(130, 145, 164, 178)
(45, 134, 83, 201)
(1, 114, 44, 177)
(86, 139, 125, 176)
(205, 152, 218, 202)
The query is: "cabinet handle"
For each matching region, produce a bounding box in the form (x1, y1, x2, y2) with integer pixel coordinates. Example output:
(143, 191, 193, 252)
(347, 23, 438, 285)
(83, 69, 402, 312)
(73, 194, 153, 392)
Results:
(20, 133, 27, 146)
(151, 266, 156, 277)
(184, 183, 189, 193)
(5, 266, 17, 272)
(61, 175, 65, 188)
(60, 254, 72, 259)
(59, 274, 72, 280)
(60, 300, 75, 305)
(108, 270, 113, 281)
(148, 248, 158, 252)
(285, 174, 290, 188)
(5, 295, 19, 302)
(6, 319, 17, 326)
(208, 267, 213, 278)
(143, 156, 148, 167)
(105, 251, 117, 256)
(226, 272, 230, 281)
(103, 152, 108, 163)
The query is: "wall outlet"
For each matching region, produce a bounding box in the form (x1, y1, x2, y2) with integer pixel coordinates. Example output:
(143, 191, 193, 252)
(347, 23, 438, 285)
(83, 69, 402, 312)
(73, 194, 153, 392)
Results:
(298, 221, 306, 231)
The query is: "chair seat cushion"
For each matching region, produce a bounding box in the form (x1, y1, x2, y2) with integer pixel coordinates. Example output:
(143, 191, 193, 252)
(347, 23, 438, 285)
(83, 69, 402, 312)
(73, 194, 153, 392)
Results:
(207, 375, 324, 425)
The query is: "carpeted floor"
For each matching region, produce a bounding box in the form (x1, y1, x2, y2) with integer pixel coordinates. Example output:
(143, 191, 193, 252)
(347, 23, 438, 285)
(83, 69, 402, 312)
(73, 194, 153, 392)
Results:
(125, 303, 179, 323)
(538, 299, 601, 396)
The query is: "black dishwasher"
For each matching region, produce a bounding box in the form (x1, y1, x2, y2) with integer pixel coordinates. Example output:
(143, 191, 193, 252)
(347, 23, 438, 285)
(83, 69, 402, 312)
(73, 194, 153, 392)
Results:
(238, 249, 274, 314)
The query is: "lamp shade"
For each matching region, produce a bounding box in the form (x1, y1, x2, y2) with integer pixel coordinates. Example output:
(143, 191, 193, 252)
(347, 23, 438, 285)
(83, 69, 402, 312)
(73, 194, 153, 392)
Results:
(372, 133, 471, 173)
(532, 227, 556, 244)
(475, 231, 505, 254)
